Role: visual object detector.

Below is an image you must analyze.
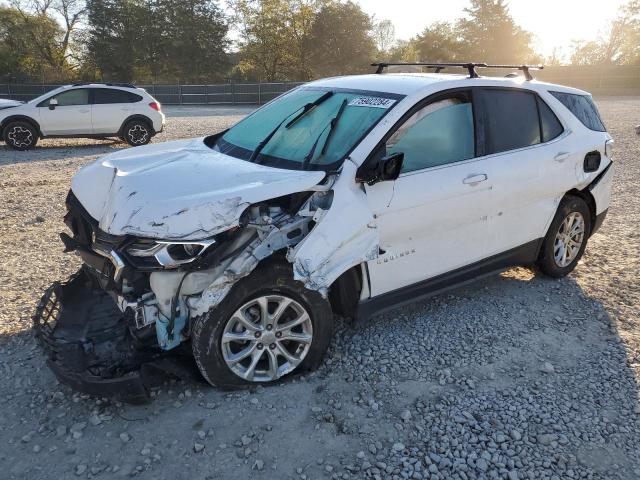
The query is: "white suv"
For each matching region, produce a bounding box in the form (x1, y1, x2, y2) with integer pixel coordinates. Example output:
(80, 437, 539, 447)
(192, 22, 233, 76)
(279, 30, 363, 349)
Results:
(0, 83, 165, 150)
(34, 63, 614, 402)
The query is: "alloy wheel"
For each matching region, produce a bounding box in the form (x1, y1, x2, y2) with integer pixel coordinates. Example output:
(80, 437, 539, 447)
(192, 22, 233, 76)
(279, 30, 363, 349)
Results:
(7, 126, 33, 148)
(553, 211, 585, 267)
(221, 294, 313, 382)
(127, 124, 149, 144)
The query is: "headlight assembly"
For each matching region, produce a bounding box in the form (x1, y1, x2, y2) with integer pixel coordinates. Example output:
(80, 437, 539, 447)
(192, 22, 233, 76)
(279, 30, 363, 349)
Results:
(127, 238, 216, 268)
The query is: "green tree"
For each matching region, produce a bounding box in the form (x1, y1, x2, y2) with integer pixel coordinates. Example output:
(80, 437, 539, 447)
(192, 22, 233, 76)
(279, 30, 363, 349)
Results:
(0, 6, 69, 82)
(457, 0, 538, 63)
(231, 0, 323, 81)
(570, 0, 639, 65)
(413, 21, 462, 63)
(86, 0, 229, 82)
(308, 1, 376, 77)
(372, 18, 395, 59)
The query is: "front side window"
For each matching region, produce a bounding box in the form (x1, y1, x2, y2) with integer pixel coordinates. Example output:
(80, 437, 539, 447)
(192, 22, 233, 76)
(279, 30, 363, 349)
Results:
(43, 89, 90, 107)
(213, 87, 402, 171)
(549, 91, 605, 132)
(387, 94, 475, 173)
(93, 89, 142, 104)
(478, 89, 540, 155)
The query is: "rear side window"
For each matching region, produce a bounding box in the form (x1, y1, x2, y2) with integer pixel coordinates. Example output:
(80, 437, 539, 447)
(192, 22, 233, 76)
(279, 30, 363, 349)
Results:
(537, 97, 564, 142)
(478, 89, 540, 154)
(93, 89, 142, 104)
(549, 91, 605, 132)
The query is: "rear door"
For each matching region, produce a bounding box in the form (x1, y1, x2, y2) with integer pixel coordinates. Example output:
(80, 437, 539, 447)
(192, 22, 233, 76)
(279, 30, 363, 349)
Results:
(91, 88, 143, 134)
(37, 88, 92, 135)
(364, 89, 494, 296)
(475, 88, 569, 256)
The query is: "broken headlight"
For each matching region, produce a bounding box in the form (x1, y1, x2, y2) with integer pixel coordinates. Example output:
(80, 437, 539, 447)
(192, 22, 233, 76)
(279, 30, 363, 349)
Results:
(126, 239, 216, 268)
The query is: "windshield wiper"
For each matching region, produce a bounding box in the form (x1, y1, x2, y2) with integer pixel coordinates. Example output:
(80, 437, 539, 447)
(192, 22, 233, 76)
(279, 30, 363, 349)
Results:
(285, 91, 334, 129)
(249, 91, 334, 164)
(301, 98, 348, 170)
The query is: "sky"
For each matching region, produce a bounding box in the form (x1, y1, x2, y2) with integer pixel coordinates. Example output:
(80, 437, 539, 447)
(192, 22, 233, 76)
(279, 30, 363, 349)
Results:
(358, 0, 627, 58)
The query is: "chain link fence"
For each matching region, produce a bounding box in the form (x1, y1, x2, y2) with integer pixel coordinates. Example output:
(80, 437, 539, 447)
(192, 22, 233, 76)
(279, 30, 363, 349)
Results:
(0, 82, 305, 104)
(1, 66, 639, 104)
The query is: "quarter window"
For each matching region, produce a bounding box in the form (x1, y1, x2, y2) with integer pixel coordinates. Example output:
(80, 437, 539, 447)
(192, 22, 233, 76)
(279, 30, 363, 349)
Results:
(478, 89, 540, 154)
(549, 91, 605, 132)
(537, 96, 564, 142)
(93, 89, 142, 104)
(387, 94, 475, 173)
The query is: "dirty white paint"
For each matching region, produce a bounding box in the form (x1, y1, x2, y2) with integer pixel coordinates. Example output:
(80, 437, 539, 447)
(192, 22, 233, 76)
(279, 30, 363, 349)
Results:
(71, 138, 325, 240)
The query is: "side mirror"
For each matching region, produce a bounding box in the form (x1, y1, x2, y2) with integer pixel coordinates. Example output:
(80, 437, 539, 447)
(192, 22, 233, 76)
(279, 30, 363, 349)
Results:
(356, 152, 404, 186)
(48, 98, 58, 110)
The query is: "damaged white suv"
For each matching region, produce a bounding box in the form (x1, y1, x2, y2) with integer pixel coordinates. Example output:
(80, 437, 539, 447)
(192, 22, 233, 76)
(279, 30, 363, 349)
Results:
(34, 63, 614, 402)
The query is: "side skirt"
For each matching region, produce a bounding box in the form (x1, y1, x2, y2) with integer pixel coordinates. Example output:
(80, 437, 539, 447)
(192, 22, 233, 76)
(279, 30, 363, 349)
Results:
(356, 238, 542, 321)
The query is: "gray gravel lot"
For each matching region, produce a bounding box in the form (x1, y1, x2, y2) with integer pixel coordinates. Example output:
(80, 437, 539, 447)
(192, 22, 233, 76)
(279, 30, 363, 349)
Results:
(0, 100, 639, 480)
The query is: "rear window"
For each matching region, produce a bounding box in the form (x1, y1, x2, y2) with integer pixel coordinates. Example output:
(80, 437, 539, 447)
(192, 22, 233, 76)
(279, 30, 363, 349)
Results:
(478, 89, 541, 154)
(93, 89, 142, 104)
(549, 91, 605, 132)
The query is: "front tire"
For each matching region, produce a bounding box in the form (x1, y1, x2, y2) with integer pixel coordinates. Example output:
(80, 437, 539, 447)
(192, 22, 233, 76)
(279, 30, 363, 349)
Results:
(122, 119, 152, 146)
(192, 262, 333, 388)
(3, 121, 38, 150)
(537, 196, 591, 278)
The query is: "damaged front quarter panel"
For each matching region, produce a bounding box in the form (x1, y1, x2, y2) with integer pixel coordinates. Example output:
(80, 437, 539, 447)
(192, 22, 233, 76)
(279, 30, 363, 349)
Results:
(288, 159, 379, 294)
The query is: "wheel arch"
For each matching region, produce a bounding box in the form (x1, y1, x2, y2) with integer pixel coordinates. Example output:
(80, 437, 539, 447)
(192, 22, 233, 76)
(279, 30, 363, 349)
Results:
(118, 114, 155, 136)
(564, 188, 597, 236)
(327, 264, 363, 319)
(1, 115, 42, 137)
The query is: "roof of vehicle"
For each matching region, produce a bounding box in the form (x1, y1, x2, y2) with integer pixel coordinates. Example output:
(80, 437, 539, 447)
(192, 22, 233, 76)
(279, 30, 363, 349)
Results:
(307, 73, 589, 97)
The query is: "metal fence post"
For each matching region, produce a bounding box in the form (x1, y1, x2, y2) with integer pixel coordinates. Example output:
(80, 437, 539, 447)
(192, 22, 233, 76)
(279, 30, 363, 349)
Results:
(258, 83, 261, 105)
(7, 84, 11, 100)
(232, 83, 236, 105)
(178, 82, 183, 105)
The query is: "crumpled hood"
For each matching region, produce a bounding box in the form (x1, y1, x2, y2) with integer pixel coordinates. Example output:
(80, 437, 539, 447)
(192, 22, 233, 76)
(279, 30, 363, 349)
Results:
(71, 138, 325, 240)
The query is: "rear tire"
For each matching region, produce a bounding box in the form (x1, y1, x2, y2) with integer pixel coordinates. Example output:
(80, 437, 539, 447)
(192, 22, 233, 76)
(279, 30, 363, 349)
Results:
(122, 119, 152, 146)
(3, 121, 38, 150)
(537, 196, 591, 278)
(192, 262, 333, 388)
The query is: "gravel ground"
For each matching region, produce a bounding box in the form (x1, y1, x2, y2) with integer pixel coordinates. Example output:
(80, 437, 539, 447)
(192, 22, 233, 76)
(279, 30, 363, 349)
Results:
(0, 100, 639, 480)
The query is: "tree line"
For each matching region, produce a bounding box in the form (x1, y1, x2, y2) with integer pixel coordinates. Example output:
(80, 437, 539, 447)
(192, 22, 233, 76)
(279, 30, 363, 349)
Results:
(1, 0, 639, 84)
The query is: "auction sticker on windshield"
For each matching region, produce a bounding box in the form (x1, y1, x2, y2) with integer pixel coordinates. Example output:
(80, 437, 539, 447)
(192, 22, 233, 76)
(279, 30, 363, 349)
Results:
(348, 96, 396, 109)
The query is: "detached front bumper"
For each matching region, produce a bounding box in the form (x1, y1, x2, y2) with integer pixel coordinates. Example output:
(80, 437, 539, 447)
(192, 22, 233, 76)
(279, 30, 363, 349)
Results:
(33, 269, 196, 403)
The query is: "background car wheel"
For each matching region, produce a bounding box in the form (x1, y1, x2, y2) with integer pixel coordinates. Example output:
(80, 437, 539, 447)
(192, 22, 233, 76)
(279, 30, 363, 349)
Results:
(123, 120, 152, 146)
(3, 121, 38, 150)
(537, 195, 592, 278)
(192, 261, 334, 388)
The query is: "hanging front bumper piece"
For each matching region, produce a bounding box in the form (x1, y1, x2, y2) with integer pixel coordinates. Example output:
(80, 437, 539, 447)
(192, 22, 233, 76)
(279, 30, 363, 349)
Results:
(32, 269, 195, 403)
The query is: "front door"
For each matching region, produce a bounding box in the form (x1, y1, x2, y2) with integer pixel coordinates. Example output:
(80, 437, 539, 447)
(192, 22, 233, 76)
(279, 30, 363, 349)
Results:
(38, 88, 92, 135)
(364, 90, 494, 297)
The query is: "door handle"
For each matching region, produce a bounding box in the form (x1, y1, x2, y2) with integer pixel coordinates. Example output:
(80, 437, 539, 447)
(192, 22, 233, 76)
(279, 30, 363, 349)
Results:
(554, 151, 570, 162)
(463, 174, 488, 185)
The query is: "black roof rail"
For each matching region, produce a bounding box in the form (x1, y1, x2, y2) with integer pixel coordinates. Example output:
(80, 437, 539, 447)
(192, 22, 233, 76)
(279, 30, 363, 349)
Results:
(70, 82, 137, 89)
(371, 62, 544, 80)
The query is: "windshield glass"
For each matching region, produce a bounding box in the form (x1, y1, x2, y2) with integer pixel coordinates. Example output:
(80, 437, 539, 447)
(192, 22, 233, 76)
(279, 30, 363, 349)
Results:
(212, 87, 403, 171)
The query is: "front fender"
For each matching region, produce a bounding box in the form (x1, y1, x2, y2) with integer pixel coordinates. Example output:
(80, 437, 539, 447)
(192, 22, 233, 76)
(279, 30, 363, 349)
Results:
(288, 160, 379, 294)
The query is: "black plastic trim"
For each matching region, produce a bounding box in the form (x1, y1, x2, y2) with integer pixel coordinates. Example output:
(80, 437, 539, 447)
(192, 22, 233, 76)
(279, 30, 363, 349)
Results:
(356, 239, 542, 321)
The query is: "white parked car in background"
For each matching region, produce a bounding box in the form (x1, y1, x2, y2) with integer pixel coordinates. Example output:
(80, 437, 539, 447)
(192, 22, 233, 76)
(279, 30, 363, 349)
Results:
(34, 63, 614, 403)
(0, 83, 165, 150)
